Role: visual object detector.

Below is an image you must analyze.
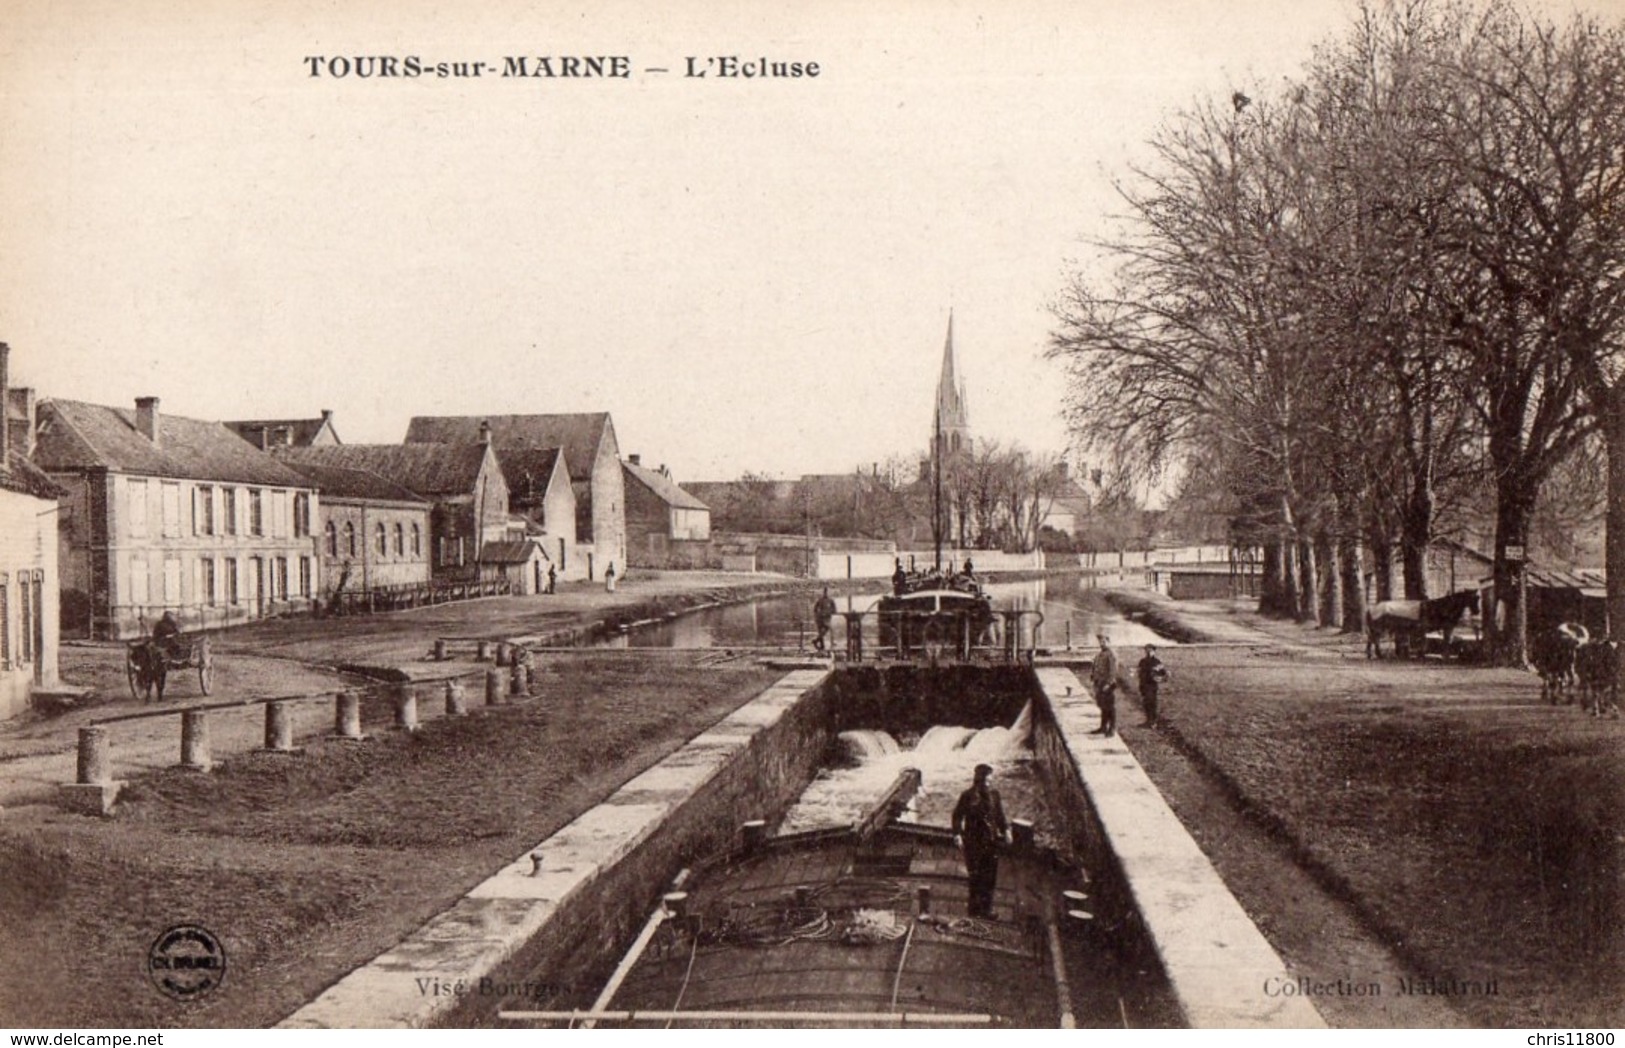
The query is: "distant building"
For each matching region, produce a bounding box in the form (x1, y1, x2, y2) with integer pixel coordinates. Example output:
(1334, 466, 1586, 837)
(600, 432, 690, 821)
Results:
(278, 442, 509, 584)
(276, 460, 432, 604)
(406, 414, 625, 580)
(623, 455, 710, 568)
(0, 344, 64, 719)
(478, 539, 550, 595)
(224, 411, 342, 450)
(32, 395, 321, 638)
(491, 446, 578, 578)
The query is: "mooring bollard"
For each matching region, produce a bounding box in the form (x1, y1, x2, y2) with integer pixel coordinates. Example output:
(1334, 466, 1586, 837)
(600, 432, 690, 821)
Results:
(530, 850, 545, 875)
(264, 699, 296, 752)
(445, 680, 466, 716)
(916, 885, 932, 915)
(495, 641, 511, 667)
(335, 691, 363, 739)
(509, 662, 525, 696)
(433, 638, 448, 662)
(181, 709, 211, 770)
(741, 819, 767, 853)
(486, 668, 504, 707)
(476, 640, 492, 662)
(396, 685, 419, 732)
(77, 726, 110, 785)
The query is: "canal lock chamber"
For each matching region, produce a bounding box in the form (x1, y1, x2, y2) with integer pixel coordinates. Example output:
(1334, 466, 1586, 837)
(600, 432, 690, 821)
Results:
(491, 663, 1181, 1029)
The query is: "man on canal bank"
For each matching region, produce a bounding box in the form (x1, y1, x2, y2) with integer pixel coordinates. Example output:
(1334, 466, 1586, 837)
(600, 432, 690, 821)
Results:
(1137, 643, 1171, 726)
(952, 763, 1010, 919)
(1090, 632, 1120, 737)
(812, 587, 837, 653)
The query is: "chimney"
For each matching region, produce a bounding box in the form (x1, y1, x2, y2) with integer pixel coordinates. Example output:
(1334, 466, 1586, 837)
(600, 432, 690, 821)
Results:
(478, 419, 492, 446)
(320, 408, 333, 423)
(628, 453, 641, 467)
(135, 397, 160, 445)
(0, 343, 8, 476)
(9, 387, 36, 457)
(281, 426, 294, 447)
(660, 463, 669, 477)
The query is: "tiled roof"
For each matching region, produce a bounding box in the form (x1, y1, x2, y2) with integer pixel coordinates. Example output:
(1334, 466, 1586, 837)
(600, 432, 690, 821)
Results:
(224, 416, 338, 448)
(0, 450, 62, 500)
(481, 539, 543, 564)
(405, 414, 610, 480)
(624, 461, 708, 510)
(493, 446, 566, 501)
(277, 444, 490, 499)
(278, 460, 428, 505)
(34, 399, 313, 488)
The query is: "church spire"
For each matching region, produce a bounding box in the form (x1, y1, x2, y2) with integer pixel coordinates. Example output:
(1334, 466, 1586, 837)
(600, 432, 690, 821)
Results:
(934, 310, 970, 456)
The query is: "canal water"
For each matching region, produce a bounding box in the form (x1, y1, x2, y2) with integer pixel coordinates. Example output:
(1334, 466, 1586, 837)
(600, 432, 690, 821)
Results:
(600, 576, 1170, 650)
(779, 701, 1058, 846)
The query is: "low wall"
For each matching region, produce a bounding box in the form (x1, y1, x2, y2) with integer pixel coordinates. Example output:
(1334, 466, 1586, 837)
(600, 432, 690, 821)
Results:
(280, 668, 835, 1029)
(1028, 667, 1325, 1028)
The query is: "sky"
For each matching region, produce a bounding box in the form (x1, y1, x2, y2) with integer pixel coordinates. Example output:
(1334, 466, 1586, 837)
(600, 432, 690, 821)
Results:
(2, 0, 1617, 483)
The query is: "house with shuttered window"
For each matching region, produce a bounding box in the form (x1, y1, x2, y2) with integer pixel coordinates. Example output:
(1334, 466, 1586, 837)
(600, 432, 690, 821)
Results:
(30, 395, 321, 638)
(0, 343, 64, 718)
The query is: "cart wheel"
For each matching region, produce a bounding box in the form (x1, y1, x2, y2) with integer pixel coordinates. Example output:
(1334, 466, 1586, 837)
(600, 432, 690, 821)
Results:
(197, 636, 214, 695)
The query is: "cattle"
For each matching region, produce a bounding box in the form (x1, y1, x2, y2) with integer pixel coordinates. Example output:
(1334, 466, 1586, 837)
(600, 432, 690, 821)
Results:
(1575, 636, 1621, 717)
(1531, 623, 1587, 704)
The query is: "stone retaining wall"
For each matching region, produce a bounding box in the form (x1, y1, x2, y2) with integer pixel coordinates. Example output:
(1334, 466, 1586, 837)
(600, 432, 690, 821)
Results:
(1029, 666, 1325, 1028)
(280, 668, 834, 1029)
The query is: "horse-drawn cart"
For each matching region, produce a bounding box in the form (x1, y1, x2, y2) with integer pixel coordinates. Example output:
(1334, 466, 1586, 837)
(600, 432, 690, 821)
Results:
(127, 631, 215, 701)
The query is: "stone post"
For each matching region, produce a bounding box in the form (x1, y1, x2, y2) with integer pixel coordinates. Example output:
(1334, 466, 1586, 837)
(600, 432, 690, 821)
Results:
(433, 638, 448, 661)
(77, 726, 110, 784)
(495, 641, 511, 667)
(264, 700, 296, 752)
(476, 640, 492, 662)
(334, 691, 364, 739)
(486, 669, 504, 706)
(445, 680, 466, 716)
(181, 709, 211, 770)
(509, 661, 525, 697)
(396, 685, 419, 732)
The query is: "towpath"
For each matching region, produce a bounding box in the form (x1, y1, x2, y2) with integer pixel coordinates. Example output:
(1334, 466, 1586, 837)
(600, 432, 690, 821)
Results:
(0, 570, 816, 811)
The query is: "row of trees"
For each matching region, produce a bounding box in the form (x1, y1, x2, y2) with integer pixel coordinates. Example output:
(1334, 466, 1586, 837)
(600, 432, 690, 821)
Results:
(702, 440, 1079, 552)
(1049, 0, 1624, 662)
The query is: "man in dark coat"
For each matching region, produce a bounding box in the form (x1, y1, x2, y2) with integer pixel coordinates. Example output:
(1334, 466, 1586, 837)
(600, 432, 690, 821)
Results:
(952, 763, 1010, 919)
(1137, 643, 1171, 726)
(892, 558, 908, 596)
(812, 587, 837, 652)
(1090, 632, 1121, 736)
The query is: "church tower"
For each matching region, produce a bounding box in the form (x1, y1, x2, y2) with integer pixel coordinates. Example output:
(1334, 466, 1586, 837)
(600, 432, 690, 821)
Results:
(933, 311, 971, 457)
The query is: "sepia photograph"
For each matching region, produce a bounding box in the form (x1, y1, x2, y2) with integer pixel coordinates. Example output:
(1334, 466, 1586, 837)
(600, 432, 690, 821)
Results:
(0, 0, 1621, 1034)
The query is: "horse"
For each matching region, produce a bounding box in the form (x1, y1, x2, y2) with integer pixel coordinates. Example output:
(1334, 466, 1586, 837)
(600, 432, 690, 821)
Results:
(1365, 588, 1481, 660)
(1531, 622, 1589, 704)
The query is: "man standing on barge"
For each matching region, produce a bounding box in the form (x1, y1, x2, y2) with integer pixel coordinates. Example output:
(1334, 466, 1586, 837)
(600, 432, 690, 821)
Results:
(953, 763, 1010, 919)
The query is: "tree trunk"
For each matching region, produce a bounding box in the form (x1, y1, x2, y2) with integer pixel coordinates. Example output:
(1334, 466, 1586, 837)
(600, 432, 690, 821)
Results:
(1339, 534, 1365, 634)
(1318, 532, 1341, 629)
(1299, 537, 1321, 625)
(1608, 392, 1625, 700)
(1488, 482, 1539, 666)
(1400, 480, 1432, 600)
(1260, 539, 1287, 616)
(1370, 534, 1395, 604)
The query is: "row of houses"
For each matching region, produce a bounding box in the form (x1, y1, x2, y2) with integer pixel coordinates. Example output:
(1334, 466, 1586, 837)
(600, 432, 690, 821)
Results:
(0, 343, 716, 719)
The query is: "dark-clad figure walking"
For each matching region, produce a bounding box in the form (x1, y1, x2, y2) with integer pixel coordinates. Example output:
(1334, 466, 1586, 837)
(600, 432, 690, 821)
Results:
(952, 763, 1010, 919)
(812, 586, 837, 653)
(1090, 632, 1120, 737)
(1137, 643, 1170, 726)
